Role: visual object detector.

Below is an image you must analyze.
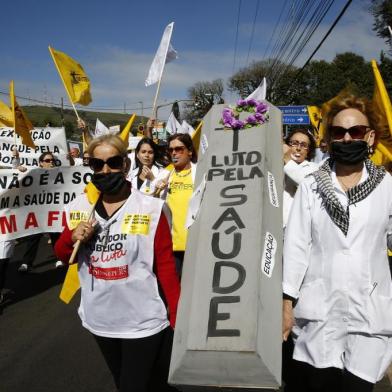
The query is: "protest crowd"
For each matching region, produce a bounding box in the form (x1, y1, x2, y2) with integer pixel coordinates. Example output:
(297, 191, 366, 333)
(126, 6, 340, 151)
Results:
(1, 20, 392, 392)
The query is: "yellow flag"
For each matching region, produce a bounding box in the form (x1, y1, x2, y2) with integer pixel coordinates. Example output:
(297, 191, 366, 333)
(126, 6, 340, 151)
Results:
(307, 106, 322, 140)
(119, 114, 136, 148)
(59, 264, 80, 304)
(49, 46, 92, 106)
(0, 99, 13, 127)
(10, 81, 36, 149)
(191, 121, 203, 153)
(371, 59, 392, 165)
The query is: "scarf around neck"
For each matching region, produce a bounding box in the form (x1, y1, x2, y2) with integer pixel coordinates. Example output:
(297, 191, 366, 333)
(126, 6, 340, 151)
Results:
(312, 158, 385, 236)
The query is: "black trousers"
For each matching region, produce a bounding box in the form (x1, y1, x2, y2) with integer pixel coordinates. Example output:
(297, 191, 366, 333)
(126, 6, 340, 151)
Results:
(173, 251, 184, 279)
(284, 356, 374, 392)
(93, 327, 177, 392)
(0, 258, 10, 292)
(22, 233, 60, 267)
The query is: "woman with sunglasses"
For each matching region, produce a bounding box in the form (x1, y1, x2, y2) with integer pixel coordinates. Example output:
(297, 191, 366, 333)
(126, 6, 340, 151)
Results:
(54, 134, 179, 392)
(128, 138, 164, 195)
(156, 133, 197, 278)
(282, 95, 392, 391)
(283, 129, 318, 228)
(18, 151, 63, 273)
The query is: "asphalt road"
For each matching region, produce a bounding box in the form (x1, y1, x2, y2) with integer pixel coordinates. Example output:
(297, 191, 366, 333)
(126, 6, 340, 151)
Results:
(0, 235, 391, 392)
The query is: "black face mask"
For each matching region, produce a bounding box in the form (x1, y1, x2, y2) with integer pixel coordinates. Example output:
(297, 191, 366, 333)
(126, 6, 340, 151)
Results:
(330, 140, 369, 165)
(91, 172, 127, 195)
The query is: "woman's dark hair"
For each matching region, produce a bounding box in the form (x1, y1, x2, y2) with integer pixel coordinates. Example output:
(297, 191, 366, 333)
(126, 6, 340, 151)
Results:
(167, 133, 198, 163)
(38, 152, 54, 162)
(284, 129, 316, 161)
(134, 138, 165, 169)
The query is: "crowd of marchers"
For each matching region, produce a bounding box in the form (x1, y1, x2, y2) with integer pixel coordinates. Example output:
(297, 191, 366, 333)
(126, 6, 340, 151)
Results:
(1, 93, 392, 392)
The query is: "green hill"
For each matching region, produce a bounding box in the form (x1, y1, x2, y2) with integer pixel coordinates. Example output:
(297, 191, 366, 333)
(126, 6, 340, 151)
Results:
(22, 105, 147, 141)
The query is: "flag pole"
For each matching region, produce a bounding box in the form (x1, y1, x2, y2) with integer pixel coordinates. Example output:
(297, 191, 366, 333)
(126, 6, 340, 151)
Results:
(48, 46, 80, 121)
(10, 81, 18, 147)
(151, 25, 174, 118)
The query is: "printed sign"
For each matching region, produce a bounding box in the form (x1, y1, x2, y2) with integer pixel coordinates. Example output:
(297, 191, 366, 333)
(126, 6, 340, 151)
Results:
(0, 127, 70, 167)
(0, 166, 92, 240)
(121, 213, 150, 235)
(261, 232, 277, 278)
(267, 172, 279, 208)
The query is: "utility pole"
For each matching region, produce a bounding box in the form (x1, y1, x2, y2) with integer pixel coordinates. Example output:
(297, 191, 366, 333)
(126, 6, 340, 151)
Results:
(123, 102, 126, 114)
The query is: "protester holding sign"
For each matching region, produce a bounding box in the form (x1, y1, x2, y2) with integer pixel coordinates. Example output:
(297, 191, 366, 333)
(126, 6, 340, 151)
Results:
(128, 138, 164, 195)
(0, 148, 26, 304)
(283, 95, 392, 391)
(18, 152, 63, 272)
(54, 134, 179, 392)
(283, 129, 318, 227)
(157, 133, 197, 277)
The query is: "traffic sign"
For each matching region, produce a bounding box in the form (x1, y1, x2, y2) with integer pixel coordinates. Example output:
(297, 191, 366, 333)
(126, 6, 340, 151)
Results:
(278, 105, 308, 115)
(282, 115, 310, 125)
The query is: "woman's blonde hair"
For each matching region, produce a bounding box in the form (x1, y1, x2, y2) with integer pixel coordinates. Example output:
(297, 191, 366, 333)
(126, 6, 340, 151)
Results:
(87, 134, 128, 157)
(324, 94, 381, 148)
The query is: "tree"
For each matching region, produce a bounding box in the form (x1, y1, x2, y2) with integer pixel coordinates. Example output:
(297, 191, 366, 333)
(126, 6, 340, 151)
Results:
(183, 79, 224, 125)
(370, 0, 392, 48)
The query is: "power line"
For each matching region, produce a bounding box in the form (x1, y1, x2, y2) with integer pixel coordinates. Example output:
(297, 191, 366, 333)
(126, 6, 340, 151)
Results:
(288, 0, 353, 95)
(245, 0, 261, 67)
(232, 0, 243, 74)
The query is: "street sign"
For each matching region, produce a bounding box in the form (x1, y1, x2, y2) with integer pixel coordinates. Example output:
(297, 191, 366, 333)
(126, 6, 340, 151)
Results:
(282, 115, 310, 125)
(278, 105, 308, 115)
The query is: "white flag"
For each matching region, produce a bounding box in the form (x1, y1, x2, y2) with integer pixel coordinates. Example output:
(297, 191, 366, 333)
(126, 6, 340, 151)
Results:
(145, 22, 178, 87)
(181, 120, 195, 136)
(109, 125, 120, 134)
(166, 112, 182, 135)
(246, 77, 267, 101)
(94, 118, 110, 137)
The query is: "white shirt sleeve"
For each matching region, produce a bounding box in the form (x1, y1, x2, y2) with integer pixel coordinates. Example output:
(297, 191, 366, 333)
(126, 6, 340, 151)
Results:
(387, 200, 392, 251)
(284, 160, 318, 186)
(283, 180, 312, 299)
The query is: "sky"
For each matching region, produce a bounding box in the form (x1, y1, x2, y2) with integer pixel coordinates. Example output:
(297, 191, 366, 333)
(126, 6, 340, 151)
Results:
(0, 0, 389, 120)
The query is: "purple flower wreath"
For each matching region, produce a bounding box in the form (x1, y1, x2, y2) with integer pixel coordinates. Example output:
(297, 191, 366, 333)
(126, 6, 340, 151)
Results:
(221, 98, 269, 130)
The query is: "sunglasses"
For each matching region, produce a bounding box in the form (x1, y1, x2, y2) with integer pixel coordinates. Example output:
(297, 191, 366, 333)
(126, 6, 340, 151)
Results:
(330, 125, 370, 140)
(89, 155, 124, 172)
(42, 159, 55, 163)
(168, 146, 186, 154)
(289, 140, 309, 150)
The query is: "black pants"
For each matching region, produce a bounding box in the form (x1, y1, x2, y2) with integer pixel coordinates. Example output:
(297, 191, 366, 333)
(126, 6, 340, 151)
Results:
(0, 258, 10, 292)
(173, 251, 184, 279)
(93, 327, 177, 392)
(22, 233, 60, 267)
(284, 358, 374, 392)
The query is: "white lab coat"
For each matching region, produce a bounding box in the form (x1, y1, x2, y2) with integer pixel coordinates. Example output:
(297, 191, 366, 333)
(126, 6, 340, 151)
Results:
(283, 159, 318, 227)
(283, 165, 392, 383)
(127, 164, 162, 195)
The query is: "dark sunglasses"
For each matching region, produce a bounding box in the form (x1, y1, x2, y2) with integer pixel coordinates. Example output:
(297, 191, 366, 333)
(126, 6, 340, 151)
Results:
(330, 125, 370, 140)
(168, 146, 186, 154)
(89, 155, 124, 172)
(42, 159, 55, 163)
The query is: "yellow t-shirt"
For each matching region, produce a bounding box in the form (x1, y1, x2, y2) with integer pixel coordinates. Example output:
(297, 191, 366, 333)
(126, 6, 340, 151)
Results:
(166, 168, 194, 251)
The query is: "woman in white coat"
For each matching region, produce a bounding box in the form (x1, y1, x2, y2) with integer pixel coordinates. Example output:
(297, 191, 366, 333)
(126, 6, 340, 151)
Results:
(283, 94, 392, 392)
(283, 129, 318, 227)
(128, 138, 164, 195)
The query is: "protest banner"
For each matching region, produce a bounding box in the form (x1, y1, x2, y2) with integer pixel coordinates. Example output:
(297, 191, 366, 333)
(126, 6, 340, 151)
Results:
(0, 166, 92, 240)
(0, 127, 70, 167)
